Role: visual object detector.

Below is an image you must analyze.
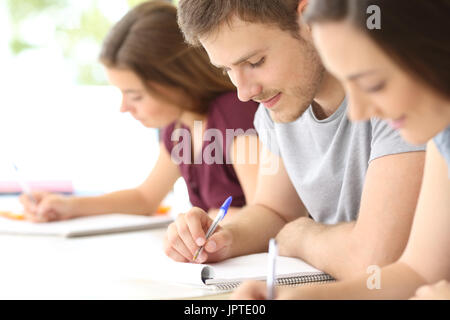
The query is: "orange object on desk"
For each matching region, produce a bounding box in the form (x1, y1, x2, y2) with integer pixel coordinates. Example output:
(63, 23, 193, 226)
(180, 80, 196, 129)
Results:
(0, 211, 25, 220)
(156, 205, 171, 215)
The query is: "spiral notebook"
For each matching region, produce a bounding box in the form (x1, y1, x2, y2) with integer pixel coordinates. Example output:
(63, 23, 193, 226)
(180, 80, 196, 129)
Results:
(157, 253, 334, 291)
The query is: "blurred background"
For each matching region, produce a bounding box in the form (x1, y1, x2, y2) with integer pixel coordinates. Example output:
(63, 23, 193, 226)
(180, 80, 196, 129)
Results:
(0, 0, 188, 204)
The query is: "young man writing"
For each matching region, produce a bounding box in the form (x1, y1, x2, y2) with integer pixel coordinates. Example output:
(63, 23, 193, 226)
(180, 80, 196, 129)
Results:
(163, 0, 425, 280)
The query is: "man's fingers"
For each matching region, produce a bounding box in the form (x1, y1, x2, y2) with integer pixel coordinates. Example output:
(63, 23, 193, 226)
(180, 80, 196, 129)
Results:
(164, 245, 189, 263)
(166, 223, 195, 261)
(164, 207, 231, 264)
(175, 214, 199, 256)
(204, 229, 232, 253)
(185, 207, 210, 246)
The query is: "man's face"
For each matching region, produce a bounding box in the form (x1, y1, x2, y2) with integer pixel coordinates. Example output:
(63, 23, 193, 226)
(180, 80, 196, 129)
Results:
(200, 15, 325, 123)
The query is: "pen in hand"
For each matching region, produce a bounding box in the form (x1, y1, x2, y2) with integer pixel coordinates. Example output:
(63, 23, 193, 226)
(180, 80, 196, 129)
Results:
(267, 238, 278, 300)
(192, 196, 233, 262)
(13, 163, 37, 206)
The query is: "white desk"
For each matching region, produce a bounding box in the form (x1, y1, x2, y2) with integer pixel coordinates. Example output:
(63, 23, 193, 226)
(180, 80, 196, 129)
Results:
(0, 228, 233, 299)
(0, 194, 234, 301)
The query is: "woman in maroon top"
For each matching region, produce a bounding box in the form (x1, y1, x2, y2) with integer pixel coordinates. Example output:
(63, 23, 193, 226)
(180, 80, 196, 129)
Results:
(19, 1, 260, 222)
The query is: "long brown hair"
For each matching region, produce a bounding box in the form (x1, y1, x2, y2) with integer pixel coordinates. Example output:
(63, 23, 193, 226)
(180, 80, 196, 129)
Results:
(99, 0, 235, 113)
(304, 0, 450, 99)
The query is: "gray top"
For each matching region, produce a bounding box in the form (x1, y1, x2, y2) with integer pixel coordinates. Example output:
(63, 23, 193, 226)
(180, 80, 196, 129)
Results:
(433, 126, 450, 177)
(254, 99, 426, 225)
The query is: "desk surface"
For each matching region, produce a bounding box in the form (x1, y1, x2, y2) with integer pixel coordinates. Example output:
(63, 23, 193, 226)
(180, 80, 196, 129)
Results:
(0, 229, 233, 299)
(0, 196, 233, 299)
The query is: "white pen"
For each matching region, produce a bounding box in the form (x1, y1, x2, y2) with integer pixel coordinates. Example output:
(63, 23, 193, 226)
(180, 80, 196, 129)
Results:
(12, 163, 37, 205)
(193, 196, 232, 262)
(267, 238, 278, 300)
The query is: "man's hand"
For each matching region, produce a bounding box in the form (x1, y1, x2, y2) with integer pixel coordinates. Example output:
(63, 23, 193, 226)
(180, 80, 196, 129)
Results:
(163, 207, 234, 263)
(275, 217, 315, 258)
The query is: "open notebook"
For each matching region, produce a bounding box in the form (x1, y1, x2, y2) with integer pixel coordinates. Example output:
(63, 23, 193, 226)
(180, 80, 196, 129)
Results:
(156, 253, 334, 291)
(0, 214, 173, 238)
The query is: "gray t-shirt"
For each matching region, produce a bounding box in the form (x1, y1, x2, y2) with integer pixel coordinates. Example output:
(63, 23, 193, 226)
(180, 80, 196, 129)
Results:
(254, 99, 426, 225)
(433, 126, 450, 177)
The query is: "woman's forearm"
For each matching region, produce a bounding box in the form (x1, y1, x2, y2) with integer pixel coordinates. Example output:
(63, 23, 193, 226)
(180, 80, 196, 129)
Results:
(283, 261, 427, 300)
(69, 188, 159, 217)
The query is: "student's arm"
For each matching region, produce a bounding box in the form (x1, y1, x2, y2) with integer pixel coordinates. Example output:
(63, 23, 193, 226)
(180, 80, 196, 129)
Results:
(21, 143, 181, 222)
(276, 151, 425, 280)
(232, 261, 427, 300)
(163, 146, 308, 263)
(234, 141, 449, 299)
(230, 134, 260, 204)
(398, 141, 450, 283)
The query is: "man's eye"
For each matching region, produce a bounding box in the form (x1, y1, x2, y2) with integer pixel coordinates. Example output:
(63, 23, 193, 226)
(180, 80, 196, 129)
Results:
(249, 57, 265, 69)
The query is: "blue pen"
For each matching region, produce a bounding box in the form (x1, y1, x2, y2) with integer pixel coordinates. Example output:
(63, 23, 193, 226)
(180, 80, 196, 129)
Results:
(193, 196, 232, 262)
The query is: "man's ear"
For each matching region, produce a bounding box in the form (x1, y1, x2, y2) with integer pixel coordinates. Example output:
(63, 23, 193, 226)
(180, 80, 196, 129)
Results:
(296, 0, 312, 38)
(297, 0, 308, 15)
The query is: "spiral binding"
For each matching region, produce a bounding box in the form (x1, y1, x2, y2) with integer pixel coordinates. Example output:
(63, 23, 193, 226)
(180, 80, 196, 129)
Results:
(211, 273, 335, 292)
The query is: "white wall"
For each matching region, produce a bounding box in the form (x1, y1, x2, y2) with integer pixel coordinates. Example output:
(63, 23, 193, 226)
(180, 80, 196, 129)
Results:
(0, 85, 159, 194)
(0, 0, 191, 212)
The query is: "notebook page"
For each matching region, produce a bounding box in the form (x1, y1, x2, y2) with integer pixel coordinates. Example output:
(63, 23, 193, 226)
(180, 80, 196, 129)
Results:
(146, 252, 327, 288)
(148, 253, 214, 286)
(205, 253, 325, 284)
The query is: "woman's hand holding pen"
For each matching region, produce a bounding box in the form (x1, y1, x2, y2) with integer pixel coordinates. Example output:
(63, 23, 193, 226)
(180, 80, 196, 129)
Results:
(163, 206, 234, 264)
(19, 192, 75, 223)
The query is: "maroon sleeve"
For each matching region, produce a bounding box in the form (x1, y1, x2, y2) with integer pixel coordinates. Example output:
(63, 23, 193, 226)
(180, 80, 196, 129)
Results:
(160, 122, 177, 154)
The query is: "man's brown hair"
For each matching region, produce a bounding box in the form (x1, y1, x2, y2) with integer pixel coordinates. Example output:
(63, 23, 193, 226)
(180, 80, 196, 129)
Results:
(100, 0, 235, 114)
(178, 0, 301, 46)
